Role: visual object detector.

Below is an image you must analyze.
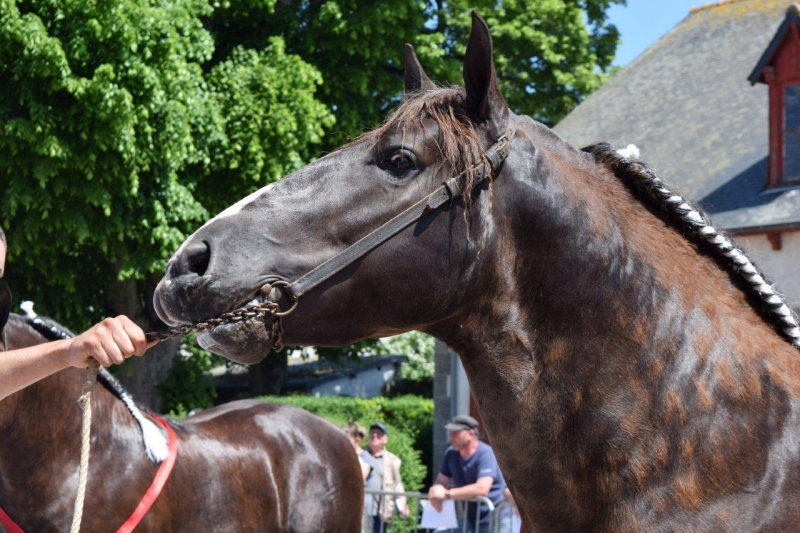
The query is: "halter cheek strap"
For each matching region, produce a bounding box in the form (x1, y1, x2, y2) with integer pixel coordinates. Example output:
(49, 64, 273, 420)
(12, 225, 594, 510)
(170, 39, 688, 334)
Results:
(284, 116, 518, 302)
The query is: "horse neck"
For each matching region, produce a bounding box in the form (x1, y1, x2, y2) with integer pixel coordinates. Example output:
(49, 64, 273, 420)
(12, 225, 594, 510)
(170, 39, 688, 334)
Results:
(450, 131, 793, 368)
(431, 136, 799, 524)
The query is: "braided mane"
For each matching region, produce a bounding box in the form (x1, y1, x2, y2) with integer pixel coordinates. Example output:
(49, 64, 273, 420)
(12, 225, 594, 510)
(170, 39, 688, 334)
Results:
(583, 143, 800, 350)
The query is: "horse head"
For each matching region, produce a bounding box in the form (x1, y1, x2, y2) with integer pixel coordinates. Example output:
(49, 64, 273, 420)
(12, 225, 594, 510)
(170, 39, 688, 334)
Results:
(153, 13, 520, 363)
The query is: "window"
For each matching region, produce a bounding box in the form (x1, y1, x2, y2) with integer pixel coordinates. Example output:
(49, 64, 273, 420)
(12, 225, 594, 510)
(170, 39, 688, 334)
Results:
(783, 84, 800, 182)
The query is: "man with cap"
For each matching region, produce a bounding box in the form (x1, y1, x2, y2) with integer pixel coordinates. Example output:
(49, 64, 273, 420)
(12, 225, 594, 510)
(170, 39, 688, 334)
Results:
(428, 414, 510, 533)
(361, 422, 408, 533)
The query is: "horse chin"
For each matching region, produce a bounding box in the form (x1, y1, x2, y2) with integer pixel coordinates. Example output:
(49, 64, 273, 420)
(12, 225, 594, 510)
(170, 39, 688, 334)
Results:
(197, 317, 273, 364)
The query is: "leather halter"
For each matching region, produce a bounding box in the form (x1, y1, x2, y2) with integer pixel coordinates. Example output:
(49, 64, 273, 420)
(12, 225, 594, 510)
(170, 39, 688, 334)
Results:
(276, 116, 518, 305)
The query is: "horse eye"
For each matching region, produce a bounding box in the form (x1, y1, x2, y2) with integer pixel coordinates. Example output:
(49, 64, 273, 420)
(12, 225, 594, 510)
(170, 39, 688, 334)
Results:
(385, 152, 416, 173)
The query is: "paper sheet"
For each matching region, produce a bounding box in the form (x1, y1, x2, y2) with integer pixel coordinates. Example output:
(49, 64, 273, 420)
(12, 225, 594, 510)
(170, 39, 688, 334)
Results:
(420, 499, 458, 529)
(512, 512, 522, 533)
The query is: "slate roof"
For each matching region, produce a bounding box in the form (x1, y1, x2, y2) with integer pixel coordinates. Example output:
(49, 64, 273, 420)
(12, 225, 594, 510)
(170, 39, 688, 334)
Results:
(553, 0, 800, 233)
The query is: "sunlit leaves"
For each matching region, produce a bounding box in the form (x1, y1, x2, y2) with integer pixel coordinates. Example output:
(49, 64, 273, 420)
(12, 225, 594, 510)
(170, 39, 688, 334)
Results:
(0, 0, 331, 326)
(212, 0, 622, 152)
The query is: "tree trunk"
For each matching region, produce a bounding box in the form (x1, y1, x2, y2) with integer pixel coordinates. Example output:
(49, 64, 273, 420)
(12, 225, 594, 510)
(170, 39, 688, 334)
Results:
(248, 349, 288, 396)
(106, 269, 177, 412)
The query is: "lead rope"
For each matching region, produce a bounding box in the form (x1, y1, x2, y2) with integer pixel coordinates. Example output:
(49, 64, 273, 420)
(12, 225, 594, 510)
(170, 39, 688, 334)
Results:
(70, 358, 100, 533)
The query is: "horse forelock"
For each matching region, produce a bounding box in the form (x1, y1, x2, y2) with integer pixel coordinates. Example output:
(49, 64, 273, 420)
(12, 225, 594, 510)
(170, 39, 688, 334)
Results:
(368, 86, 487, 197)
(583, 142, 800, 351)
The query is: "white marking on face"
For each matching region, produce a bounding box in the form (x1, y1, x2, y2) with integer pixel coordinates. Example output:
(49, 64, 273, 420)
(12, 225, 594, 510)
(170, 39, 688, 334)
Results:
(209, 182, 276, 224)
(173, 182, 276, 259)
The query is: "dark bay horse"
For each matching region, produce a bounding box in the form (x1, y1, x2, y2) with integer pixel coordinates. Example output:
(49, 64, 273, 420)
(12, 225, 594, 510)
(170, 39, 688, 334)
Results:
(153, 12, 800, 531)
(0, 300, 362, 531)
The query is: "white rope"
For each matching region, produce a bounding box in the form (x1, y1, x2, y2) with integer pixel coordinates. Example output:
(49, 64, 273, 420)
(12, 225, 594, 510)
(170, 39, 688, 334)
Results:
(614, 146, 800, 349)
(70, 359, 99, 533)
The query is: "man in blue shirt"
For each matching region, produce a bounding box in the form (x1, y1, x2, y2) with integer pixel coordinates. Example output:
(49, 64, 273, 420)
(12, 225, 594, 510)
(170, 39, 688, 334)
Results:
(428, 415, 510, 533)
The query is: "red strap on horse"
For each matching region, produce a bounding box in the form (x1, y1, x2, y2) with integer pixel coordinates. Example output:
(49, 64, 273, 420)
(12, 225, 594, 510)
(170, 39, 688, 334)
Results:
(0, 415, 178, 533)
(0, 505, 24, 533)
(116, 415, 179, 533)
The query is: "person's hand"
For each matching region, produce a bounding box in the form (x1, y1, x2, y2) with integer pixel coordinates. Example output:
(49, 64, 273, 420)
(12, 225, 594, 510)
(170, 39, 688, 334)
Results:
(64, 316, 156, 368)
(428, 484, 447, 512)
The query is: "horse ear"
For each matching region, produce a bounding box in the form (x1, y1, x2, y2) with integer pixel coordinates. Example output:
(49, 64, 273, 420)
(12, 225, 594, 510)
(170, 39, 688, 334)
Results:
(404, 44, 434, 93)
(463, 11, 509, 140)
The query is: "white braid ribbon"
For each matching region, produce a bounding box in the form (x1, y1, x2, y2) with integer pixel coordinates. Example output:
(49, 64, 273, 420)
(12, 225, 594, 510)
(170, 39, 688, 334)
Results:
(625, 168, 800, 348)
(616, 144, 640, 160)
(119, 392, 169, 463)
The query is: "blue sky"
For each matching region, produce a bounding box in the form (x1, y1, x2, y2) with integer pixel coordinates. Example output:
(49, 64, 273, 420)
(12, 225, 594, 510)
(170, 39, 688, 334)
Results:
(608, 0, 709, 65)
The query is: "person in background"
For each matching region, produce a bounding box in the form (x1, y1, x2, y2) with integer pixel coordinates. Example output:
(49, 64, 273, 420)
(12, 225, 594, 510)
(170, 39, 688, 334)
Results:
(361, 422, 408, 533)
(503, 486, 522, 532)
(342, 420, 371, 481)
(428, 415, 511, 533)
(0, 227, 155, 401)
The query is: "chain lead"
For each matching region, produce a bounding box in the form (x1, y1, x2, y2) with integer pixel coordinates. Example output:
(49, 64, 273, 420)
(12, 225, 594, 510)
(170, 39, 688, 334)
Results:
(145, 301, 285, 352)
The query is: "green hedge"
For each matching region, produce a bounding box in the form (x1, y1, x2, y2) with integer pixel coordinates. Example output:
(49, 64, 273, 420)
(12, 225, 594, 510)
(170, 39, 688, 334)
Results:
(258, 394, 434, 492)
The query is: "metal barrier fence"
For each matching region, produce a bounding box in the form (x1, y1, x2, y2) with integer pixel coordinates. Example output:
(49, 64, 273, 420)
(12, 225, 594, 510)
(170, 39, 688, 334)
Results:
(363, 489, 516, 533)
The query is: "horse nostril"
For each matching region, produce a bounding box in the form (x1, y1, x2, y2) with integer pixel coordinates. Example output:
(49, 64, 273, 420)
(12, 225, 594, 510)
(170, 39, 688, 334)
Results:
(175, 240, 211, 278)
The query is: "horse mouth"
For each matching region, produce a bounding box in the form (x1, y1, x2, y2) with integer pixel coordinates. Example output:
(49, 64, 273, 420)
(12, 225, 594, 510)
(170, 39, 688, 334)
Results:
(195, 294, 276, 364)
(154, 277, 282, 364)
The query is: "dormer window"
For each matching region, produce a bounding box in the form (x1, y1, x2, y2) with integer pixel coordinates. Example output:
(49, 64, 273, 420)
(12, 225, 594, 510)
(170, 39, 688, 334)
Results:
(784, 84, 800, 182)
(749, 6, 800, 188)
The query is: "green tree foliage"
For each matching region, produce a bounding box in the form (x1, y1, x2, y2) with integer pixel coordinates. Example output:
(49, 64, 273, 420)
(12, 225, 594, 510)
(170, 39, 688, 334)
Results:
(159, 336, 222, 416)
(0, 0, 332, 330)
(381, 332, 435, 381)
(312, 332, 434, 390)
(210, 0, 623, 148)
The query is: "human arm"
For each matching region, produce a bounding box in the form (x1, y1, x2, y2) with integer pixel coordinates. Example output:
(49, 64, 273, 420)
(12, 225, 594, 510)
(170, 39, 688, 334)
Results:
(442, 476, 494, 500)
(0, 316, 153, 401)
(429, 474, 493, 512)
